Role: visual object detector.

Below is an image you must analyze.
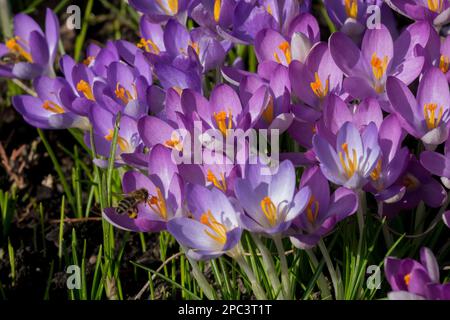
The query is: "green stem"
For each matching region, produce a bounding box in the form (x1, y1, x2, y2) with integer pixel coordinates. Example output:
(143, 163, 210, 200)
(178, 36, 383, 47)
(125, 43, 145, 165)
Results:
(318, 240, 341, 300)
(378, 201, 393, 247)
(251, 234, 285, 299)
(181, 246, 216, 300)
(37, 129, 76, 213)
(273, 235, 291, 299)
(356, 189, 366, 244)
(230, 247, 267, 300)
(305, 249, 332, 300)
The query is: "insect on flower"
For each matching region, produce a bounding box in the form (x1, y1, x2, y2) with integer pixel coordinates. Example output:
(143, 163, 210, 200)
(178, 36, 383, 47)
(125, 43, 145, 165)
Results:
(115, 188, 149, 219)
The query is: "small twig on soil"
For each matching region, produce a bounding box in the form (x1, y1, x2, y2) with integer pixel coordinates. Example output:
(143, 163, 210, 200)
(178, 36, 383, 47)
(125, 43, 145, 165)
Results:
(48, 217, 102, 224)
(133, 252, 183, 300)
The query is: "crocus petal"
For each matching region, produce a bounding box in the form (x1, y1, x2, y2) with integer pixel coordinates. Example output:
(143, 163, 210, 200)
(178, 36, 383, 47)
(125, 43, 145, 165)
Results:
(420, 151, 450, 178)
(268, 160, 296, 206)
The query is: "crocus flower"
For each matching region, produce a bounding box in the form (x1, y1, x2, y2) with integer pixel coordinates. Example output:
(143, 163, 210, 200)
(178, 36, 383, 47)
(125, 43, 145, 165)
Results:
(254, 13, 320, 66)
(329, 24, 424, 111)
(12, 76, 89, 130)
(290, 42, 343, 110)
(238, 63, 293, 133)
(366, 115, 409, 203)
(104, 144, 182, 232)
(0, 9, 59, 79)
(385, 247, 450, 300)
(129, 0, 190, 23)
(234, 160, 311, 235)
(387, 67, 450, 149)
(313, 121, 380, 190)
(83, 41, 120, 78)
(289, 166, 358, 249)
(324, 1, 396, 41)
(387, 0, 450, 26)
(88, 105, 141, 167)
(382, 155, 447, 217)
(167, 184, 242, 260)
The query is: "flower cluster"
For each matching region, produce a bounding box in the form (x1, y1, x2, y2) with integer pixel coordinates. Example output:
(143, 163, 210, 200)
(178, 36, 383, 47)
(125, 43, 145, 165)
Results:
(2, 0, 449, 300)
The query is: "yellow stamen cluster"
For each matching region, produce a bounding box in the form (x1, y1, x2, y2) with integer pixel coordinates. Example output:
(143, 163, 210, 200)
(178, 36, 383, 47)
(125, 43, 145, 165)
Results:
(404, 273, 411, 286)
(339, 143, 358, 178)
(115, 83, 134, 104)
(148, 188, 168, 220)
(104, 129, 130, 152)
(200, 210, 227, 244)
(207, 170, 227, 192)
(189, 41, 200, 55)
(136, 38, 160, 54)
(76, 80, 95, 101)
(310, 72, 330, 99)
(262, 96, 274, 123)
(5, 37, 33, 62)
(402, 173, 420, 190)
(42, 100, 64, 114)
(439, 55, 450, 73)
(371, 53, 389, 81)
(156, 0, 178, 14)
(370, 159, 383, 181)
(345, 0, 358, 19)
(214, 110, 233, 136)
(306, 196, 319, 223)
(214, 0, 221, 22)
(83, 56, 95, 66)
(164, 137, 183, 151)
(260, 196, 277, 226)
(427, 0, 443, 13)
(274, 41, 292, 65)
(423, 103, 444, 130)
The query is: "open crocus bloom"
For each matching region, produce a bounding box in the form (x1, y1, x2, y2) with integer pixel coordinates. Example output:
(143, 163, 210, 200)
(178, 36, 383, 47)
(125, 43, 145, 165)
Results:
(329, 24, 424, 111)
(12, 76, 89, 130)
(385, 247, 450, 300)
(129, 0, 190, 23)
(313, 121, 381, 190)
(0, 9, 59, 79)
(167, 184, 242, 260)
(235, 160, 311, 235)
(103, 144, 182, 232)
(254, 13, 320, 66)
(290, 42, 343, 110)
(88, 105, 141, 167)
(289, 166, 358, 249)
(387, 0, 450, 26)
(387, 67, 450, 149)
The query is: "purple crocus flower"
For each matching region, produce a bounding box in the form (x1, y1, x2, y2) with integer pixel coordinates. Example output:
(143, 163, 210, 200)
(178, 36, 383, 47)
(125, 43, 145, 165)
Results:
(12, 76, 89, 130)
(129, 0, 190, 23)
(385, 247, 450, 300)
(324, 1, 396, 41)
(387, 67, 450, 149)
(167, 184, 242, 260)
(290, 42, 344, 110)
(313, 121, 381, 190)
(238, 63, 293, 133)
(289, 166, 358, 249)
(387, 0, 450, 26)
(366, 115, 410, 203)
(93, 61, 151, 119)
(0, 9, 59, 79)
(234, 160, 311, 235)
(382, 155, 447, 217)
(104, 144, 182, 232)
(83, 41, 120, 78)
(329, 24, 425, 111)
(254, 13, 320, 66)
(88, 105, 141, 167)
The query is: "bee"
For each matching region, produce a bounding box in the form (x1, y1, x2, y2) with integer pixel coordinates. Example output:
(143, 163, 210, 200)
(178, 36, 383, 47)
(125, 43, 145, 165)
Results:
(0, 52, 27, 65)
(115, 188, 149, 219)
